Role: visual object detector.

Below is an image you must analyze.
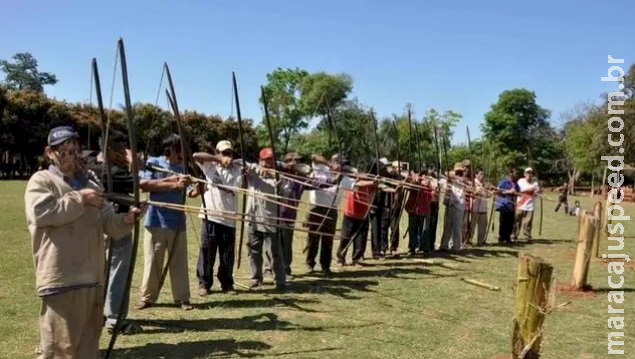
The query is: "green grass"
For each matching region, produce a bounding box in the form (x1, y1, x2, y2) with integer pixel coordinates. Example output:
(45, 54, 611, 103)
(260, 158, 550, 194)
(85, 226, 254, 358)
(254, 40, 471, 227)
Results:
(1, 180, 634, 358)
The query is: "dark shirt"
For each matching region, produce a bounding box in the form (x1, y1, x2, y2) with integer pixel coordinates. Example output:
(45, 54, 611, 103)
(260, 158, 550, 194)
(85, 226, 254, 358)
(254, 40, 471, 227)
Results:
(85, 151, 134, 213)
(495, 177, 520, 212)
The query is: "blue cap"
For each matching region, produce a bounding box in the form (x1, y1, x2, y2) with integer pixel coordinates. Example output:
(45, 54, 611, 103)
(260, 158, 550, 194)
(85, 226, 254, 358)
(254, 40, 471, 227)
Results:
(48, 126, 78, 146)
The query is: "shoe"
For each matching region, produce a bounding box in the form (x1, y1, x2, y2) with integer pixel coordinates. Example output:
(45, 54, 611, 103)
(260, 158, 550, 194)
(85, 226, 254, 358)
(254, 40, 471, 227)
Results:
(221, 286, 235, 293)
(106, 321, 142, 335)
(322, 268, 333, 276)
(250, 281, 262, 289)
(198, 287, 210, 297)
(274, 284, 286, 292)
(305, 265, 315, 274)
(134, 301, 152, 310)
(286, 273, 295, 281)
(178, 301, 194, 311)
(353, 262, 364, 268)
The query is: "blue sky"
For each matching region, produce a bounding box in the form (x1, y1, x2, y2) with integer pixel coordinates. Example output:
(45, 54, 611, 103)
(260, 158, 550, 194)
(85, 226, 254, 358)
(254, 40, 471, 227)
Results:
(1, 0, 632, 142)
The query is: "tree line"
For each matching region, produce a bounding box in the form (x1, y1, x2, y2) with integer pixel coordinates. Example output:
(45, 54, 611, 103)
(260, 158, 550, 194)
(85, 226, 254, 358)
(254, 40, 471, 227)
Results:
(1, 52, 633, 190)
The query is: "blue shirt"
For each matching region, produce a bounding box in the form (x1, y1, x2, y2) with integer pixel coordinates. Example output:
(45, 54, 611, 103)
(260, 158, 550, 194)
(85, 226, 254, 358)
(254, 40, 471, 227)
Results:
(140, 156, 186, 231)
(495, 177, 520, 213)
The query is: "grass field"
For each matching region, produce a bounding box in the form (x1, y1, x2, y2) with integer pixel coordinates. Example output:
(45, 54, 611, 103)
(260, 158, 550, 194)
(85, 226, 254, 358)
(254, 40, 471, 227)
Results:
(1, 180, 633, 359)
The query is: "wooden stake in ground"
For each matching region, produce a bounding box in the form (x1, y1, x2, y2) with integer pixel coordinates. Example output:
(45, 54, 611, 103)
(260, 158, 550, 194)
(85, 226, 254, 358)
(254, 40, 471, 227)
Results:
(512, 252, 553, 359)
(571, 212, 597, 290)
(592, 201, 603, 258)
(602, 196, 613, 244)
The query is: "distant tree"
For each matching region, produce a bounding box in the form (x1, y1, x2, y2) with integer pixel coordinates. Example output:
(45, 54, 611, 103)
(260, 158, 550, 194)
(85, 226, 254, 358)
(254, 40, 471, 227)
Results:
(0, 53, 58, 92)
(481, 88, 555, 174)
(299, 72, 353, 117)
(259, 67, 309, 154)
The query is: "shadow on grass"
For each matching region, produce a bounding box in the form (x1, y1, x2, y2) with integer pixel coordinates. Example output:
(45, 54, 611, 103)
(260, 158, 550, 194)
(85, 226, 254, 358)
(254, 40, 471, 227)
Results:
(194, 297, 320, 312)
(253, 278, 379, 299)
(592, 287, 635, 293)
(103, 338, 270, 358)
(330, 265, 432, 279)
(134, 313, 382, 335)
(135, 313, 304, 334)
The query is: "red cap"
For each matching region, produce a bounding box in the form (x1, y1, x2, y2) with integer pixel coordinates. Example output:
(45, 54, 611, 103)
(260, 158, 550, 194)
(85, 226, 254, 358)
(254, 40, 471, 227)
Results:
(259, 147, 273, 160)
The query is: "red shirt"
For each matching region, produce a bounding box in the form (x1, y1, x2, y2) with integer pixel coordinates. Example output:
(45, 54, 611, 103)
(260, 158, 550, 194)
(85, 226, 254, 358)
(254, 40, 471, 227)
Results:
(344, 186, 375, 220)
(405, 188, 431, 216)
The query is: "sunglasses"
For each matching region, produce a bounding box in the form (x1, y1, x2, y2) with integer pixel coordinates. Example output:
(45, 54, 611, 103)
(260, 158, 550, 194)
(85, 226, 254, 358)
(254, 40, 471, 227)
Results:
(220, 150, 233, 156)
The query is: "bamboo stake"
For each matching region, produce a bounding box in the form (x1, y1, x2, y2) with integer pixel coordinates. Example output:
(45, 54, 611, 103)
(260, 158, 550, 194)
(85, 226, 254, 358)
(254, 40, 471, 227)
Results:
(571, 212, 596, 290)
(512, 252, 553, 359)
(461, 278, 500, 291)
(592, 200, 603, 258)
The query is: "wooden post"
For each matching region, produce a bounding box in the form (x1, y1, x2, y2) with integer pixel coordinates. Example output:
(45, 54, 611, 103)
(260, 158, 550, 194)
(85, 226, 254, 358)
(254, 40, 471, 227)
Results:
(601, 167, 607, 198)
(571, 213, 597, 290)
(592, 201, 603, 258)
(603, 197, 613, 243)
(512, 252, 553, 359)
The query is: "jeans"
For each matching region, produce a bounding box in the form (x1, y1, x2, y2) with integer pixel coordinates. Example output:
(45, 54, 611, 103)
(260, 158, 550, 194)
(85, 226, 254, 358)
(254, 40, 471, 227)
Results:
(422, 202, 439, 251)
(337, 216, 370, 263)
(407, 214, 426, 252)
(305, 206, 337, 271)
(440, 205, 464, 250)
(265, 226, 294, 275)
(498, 210, 515, 243)
(248, 228, 286, 287)
(197, 220, 235, 290)
(104, 234, 132, 328)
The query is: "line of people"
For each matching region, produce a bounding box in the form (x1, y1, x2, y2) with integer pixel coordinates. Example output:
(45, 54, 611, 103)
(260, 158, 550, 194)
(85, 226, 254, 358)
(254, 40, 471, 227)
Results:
(24, 126, 542, 358)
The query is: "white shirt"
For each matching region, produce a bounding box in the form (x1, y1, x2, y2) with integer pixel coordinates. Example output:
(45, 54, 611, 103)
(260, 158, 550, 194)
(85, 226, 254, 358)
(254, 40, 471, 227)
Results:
(308, 163, 355, 207)
(440, 178, 465, 209)
(197, 161, 243, 227)
(516, 177, 540, 211)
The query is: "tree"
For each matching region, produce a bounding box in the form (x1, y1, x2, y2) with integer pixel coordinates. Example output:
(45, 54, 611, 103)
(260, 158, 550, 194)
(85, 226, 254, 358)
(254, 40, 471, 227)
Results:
(481, 89, 554, 174)
(299, 72, 353, 117)
(259, 68, 309, 154)
(0, 53, 58, 92)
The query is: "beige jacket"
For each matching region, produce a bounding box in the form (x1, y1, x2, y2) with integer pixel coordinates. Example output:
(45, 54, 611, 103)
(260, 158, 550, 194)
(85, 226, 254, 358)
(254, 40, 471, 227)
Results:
(24, 170, 133, 295)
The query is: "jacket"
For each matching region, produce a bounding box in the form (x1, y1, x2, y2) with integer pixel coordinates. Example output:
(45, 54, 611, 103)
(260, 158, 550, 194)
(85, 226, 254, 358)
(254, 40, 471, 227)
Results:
(24, 169, 133, 296)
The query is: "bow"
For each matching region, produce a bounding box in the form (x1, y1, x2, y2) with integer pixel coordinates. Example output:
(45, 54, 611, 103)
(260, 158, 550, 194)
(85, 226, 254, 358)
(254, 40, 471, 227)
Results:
(340, 110, 379, 254)
(156, 63, 208, 293)
(463, 125, 475, 245)
(232, 72, 248, 269)
(91, 58, 116, 305)
(104, 37, 141, 359)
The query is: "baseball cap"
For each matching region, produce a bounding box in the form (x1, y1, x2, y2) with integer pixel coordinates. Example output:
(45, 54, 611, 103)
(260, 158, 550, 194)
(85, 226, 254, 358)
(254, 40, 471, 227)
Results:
(48, 126, 78, 146)
(453, 162, 466, 172)
(216, 140, 233, 153)
(259, 147, 274, 160)
(379, 157, 389, 166)
(524, 167, 534, 173)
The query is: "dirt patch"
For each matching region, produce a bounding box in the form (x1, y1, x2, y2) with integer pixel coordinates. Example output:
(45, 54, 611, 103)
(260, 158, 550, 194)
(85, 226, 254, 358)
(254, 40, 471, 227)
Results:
(598, 258, 635, 269)
(556, 283, 596, 298)
(491, 354, 512, 359)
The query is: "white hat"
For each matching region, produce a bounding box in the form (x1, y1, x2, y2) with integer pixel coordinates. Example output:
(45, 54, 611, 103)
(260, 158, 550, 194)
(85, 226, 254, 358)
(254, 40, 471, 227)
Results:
(379, 157, 389, 165)
(391, 161, 399, 168)
(216, 140, 233, 152)
(524, 167, 534, 173)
